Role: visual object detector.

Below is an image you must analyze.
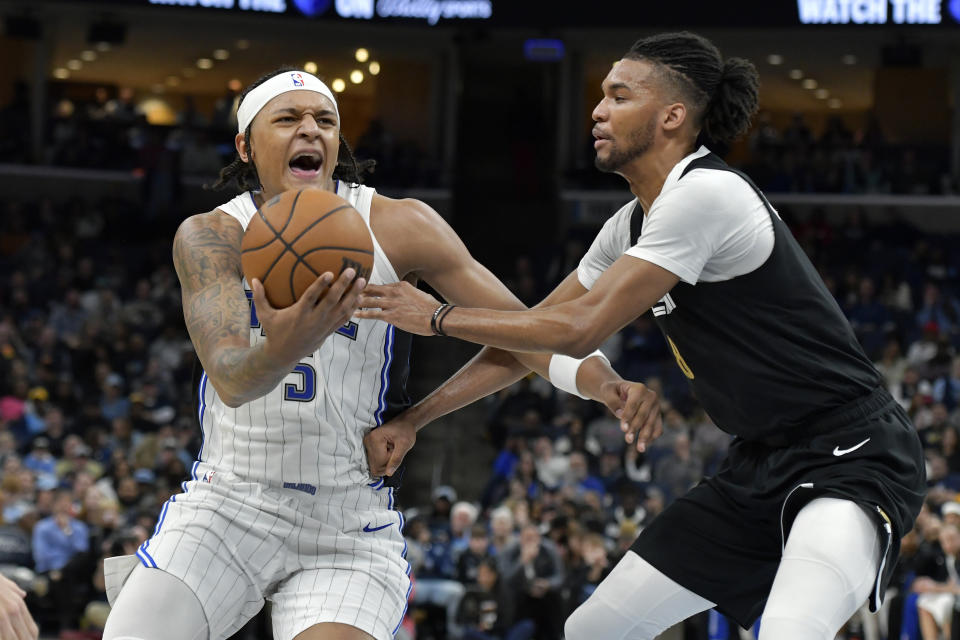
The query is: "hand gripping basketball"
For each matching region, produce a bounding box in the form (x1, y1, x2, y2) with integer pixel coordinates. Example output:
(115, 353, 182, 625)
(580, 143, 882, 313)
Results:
(251, 267, 366, 367)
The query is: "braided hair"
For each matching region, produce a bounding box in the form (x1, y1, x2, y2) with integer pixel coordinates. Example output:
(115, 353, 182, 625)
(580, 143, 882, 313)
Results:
(624, 32, 759, 145)
(210, 66, 375, 192)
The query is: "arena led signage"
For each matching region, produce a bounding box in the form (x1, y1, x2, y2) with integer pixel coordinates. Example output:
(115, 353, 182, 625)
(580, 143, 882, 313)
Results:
(147, 0, 286, 11)
(144, 0, 492, 23)
(336, 0, 492, 24)
(796, 0, 957, 24)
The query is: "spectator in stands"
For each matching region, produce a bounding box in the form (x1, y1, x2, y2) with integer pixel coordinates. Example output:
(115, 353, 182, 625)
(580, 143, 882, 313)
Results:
(894, 367, 930, 414)
(33, 489, 90, 631)
(653, 433, 701, 501)
(489, 506, 516, 559)
(622, 444, 651, 483)
(917, 284, 960, 339)
(22, 438, 55, 476)
(605, 486, 646, 541)
(457, 523, 494, 586)
(532, 436, 568, 490)
(876, 338, 909, 391)
(450, 501, 480, 557)
(502, 523, 564, 640)
(584, 411, 625, 457)
(100, 373, 130, 422)
(564, 532, 610, 613)
(846, 276, 892, 357)
(933, 357, 960, 411)
(941, 427, 960, 474)
(456, 557, 533, 640)
(689, 410, 729, 475)
(410, 505, 466, 638)
(913, 522, 960, 640)
(563, 452, 604, 499)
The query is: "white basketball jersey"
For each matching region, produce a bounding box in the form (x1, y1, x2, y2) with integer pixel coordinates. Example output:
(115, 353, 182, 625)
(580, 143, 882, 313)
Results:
(194, 181, 411, 491)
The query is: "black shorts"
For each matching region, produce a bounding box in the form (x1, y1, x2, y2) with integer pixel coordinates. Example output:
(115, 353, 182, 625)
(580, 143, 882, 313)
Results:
(631, 387, 925, 628)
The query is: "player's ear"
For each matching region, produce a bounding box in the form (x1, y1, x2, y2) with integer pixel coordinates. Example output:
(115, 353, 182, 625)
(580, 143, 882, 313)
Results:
(662, 102, 686, 132)
(236, 132, 249, 163)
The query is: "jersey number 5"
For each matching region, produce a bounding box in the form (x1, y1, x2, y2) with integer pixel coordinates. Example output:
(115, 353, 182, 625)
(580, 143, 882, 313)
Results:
(284, 363, 317, 402)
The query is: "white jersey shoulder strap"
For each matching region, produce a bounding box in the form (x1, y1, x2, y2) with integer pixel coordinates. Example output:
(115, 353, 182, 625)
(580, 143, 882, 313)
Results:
(215, 191, 259, 230)
(335, 181, 399, 283)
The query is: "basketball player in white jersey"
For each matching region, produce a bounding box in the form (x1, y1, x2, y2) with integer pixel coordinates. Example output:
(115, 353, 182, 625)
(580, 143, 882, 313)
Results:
(101, 68, 659, 640)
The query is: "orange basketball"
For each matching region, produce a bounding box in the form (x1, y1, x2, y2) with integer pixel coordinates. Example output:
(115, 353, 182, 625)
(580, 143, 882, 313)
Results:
(240, 189, 374, 308)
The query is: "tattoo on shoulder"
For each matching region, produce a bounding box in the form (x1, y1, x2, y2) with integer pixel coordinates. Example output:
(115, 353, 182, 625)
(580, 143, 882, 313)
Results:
(172, 214, 243, 292)
(173, 214, 249, 358)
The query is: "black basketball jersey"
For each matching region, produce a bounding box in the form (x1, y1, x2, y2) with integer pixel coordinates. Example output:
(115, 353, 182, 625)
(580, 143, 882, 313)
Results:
(634, 153, 883, 442)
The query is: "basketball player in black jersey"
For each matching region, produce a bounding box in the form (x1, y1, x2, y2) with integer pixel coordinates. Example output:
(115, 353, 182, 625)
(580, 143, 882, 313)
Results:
(358, 32, 926, 640)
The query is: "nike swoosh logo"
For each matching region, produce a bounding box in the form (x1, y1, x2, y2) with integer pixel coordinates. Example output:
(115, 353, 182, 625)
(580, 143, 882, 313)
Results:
(833, 438, 871, 457)
(362, 522, 392, 533)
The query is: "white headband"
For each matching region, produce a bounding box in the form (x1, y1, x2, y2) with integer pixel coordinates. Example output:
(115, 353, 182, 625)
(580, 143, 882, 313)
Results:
(236, 71, 339, 134)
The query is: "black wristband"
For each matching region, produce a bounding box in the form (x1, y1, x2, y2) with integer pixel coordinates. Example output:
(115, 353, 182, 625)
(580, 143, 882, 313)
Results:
(436, 304, 457, 336)
(430, 304, 450, 336)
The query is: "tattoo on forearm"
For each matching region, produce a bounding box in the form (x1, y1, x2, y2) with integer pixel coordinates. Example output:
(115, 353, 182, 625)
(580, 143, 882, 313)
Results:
(173, 215, 288, 404)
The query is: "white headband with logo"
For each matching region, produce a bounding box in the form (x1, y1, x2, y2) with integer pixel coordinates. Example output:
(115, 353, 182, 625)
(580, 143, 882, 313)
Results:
(236, 71, 339, 134)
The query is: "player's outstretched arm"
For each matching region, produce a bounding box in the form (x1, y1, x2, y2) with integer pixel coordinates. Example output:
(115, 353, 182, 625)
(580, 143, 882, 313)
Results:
(361, 199, 662, 476)
(173, 212, 366, 407)
(359, 253, 678, 357)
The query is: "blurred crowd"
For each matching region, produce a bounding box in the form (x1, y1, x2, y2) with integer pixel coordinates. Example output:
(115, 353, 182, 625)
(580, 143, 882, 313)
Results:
(0, 82, 441, 190)
(565, 110, 956, 195)
(3, 85, 957, 198)
(743, 112, 955, 196)
(1, 187, 960, 640)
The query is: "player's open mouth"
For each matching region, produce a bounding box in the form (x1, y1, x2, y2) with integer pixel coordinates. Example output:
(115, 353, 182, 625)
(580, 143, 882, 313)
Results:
(288, 153, 323, 178)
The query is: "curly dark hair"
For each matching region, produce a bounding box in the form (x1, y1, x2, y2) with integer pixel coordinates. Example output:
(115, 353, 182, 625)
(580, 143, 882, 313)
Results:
(624, 32, 759, 145)
(210, 66, 375, 191)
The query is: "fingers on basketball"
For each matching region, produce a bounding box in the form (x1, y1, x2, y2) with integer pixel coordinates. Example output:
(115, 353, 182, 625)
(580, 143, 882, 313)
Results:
(240, 189, 374, 309)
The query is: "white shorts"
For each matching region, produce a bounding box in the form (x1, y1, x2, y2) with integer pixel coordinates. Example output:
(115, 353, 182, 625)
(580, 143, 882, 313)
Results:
(105, 470, 410, 640)
(917, 592, 956, 628)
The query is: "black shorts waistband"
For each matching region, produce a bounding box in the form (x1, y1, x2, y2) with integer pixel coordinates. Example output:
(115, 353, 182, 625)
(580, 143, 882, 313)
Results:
(756, 386, 896, 448)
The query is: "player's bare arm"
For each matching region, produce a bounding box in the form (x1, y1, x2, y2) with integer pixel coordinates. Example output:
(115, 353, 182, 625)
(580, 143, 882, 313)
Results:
(358, 253, 679, 357)
(371, 195, 624, 390)
(361, 197, 661, 476)
(173, 210, 365, 407)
